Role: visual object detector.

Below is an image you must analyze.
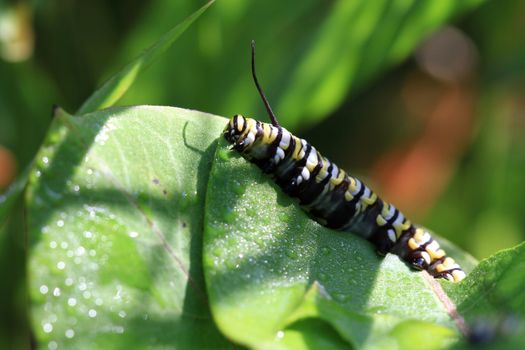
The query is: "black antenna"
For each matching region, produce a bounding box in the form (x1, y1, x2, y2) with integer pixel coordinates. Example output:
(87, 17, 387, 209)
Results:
(251, 40, 280, 127)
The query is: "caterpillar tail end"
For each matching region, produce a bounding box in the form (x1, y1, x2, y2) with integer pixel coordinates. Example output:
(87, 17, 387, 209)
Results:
(401, 227, 466, 283)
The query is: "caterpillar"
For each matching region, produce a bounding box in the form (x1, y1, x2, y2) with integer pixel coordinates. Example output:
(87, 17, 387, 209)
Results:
(223, 42, 466, 282)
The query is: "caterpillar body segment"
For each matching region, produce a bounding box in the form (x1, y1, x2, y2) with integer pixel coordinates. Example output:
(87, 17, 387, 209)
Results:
(224, 115, 466, 282)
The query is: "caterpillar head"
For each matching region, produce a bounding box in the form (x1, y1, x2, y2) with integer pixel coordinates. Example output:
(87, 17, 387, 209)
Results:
(224, 115, 254, 151)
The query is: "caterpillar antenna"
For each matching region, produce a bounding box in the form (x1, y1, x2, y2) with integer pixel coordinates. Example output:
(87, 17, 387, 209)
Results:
(251, 40, 279, 127)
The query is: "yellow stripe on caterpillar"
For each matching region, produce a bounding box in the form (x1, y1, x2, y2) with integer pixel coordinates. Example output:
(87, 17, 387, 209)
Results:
(408, 237, 419, 250)
(376, 215, 387, 226)
(452, 270, 466, 282)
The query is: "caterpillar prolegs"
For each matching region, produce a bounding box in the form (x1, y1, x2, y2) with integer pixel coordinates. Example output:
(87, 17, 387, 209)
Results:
(223, 42, 466, 282)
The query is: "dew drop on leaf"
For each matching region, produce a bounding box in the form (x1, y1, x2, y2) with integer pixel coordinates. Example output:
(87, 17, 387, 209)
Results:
(218, 148, 231, 161)
(43, 323, 53, 333)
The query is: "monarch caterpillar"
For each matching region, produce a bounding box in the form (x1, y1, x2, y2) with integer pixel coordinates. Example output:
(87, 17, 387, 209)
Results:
(223, 41, 466, 282)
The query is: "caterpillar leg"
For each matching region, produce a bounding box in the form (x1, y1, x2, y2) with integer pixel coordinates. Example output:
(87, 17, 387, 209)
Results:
(393, 227, 466, 282)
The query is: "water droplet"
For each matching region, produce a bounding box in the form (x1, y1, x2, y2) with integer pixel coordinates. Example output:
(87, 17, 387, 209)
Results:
(65, 278, 73, 286)
(53, 288, 61, 297)
(128, 231, 138, 238)
(88, 309, 97, 318)
(368, 306, 386, 314)
(57, 261, 66, 270)
(73, 185, 80, 192)
(48, 341, 58, 350)
(223, 208, 236, 224)
(386, 288, 396, 298)
(232, 180, 245, 195)
(67, 298, 77, 306)
(224, 258, 237, 270)
(334, 293, 349, 302)
(42, 156, 49, 165)
(113, 286, 122, 301)
(35, 170, 41, 177)
(276, 330, 284, 339)
(40, 285, 49, 295)
(83, 231, 93, 238)
(95, 298, 103, 306)
(56, 220, 64, 227)
(43, 323, 53, 333)
(78, 282, 87, 291)
(50, 241, 57, 249)
(75, 246, 86, 256)
(320, 246, 331, 256)
(218, 147, 231, 161)
(286, 249, 299, 260)
(60, 241, 68, 249)
(279, 212, 289, 221)
(246, 207, 258, 218)
(83, 291, 91, 299)
(118, 310, 127, 318)
(87, 168, 93, 175)
(65, 329, 75, 338)
(89, 250, 96, 257)
(212, 246, 224, 257)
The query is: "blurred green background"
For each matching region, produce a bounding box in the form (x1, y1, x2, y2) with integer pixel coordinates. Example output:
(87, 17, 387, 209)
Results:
(1, 0, 524, 347)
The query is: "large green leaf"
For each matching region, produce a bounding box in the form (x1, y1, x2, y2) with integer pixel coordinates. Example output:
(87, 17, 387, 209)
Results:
(27, 107, 230, 349)
(203, 137, 478, 349)
(28, 106, 525, 349)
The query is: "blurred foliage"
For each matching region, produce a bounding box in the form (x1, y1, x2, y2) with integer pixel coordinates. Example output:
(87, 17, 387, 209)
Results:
(1, 0, 525, 348)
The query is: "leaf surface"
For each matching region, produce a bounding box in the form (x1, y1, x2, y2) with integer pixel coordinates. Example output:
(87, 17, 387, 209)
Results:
(444, 242, 525, 348)
(203, 137, 477, 349)
(27, 106, 230, 349)
(28, 106, 523, 349)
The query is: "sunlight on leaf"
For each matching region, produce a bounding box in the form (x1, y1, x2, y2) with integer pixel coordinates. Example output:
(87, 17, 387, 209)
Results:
(203, 138, 476, 349)
(27, 106, 230, 349)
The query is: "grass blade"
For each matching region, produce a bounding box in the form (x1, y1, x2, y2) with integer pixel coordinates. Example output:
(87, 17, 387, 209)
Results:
(76, 0, 215, 115)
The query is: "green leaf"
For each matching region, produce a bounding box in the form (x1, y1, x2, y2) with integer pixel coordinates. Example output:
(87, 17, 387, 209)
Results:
(445, 241, 525, 319)
(0, 167, 29, 228)
(277, 0, 487, 127)
(76, 0, 215, 115)
(439, 242, 525, 348)
(203, 138, 476, 349)
(27, 106, 231, 349)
